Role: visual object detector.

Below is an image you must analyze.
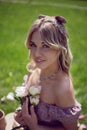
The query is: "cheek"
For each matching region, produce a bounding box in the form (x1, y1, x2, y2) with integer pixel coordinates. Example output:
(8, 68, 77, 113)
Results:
(46, 51, 58, 63)
(49, 50, 58, 58)
(30, 49, 35, 56)
(29, 51, 34, 60)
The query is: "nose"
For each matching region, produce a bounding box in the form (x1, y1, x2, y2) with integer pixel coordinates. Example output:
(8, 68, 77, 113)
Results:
(35, 48, 42, 57)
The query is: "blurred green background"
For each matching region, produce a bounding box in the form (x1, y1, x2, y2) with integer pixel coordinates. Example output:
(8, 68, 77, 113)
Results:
(0, 0, 87, 124)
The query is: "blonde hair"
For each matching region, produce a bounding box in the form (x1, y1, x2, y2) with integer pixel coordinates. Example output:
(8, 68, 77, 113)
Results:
(25, 14, 73, 74)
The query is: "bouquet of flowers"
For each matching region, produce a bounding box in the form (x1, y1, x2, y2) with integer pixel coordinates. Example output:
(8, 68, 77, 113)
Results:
(15, 74, 41, 106)
(1, 75, 41, 130)
(1, 75, 41, 107)
(10, 85, 41, 130)
(15, 85, 41, 106)
(13, 75, 41, 130)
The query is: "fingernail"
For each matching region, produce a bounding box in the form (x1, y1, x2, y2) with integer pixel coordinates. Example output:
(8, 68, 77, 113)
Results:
(31, 105, 34, 108)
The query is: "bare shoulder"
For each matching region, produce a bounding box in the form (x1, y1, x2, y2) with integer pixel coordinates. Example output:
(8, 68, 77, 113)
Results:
(54, 72, 76, 107)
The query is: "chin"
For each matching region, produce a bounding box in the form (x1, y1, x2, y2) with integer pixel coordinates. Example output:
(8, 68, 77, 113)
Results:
(36, 64, 47, 70)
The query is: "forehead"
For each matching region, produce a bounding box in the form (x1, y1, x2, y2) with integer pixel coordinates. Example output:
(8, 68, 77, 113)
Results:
(31, 30, 42, 43)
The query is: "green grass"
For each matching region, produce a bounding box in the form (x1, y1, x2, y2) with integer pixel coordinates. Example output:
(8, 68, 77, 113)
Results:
(0, 0, 87, 124)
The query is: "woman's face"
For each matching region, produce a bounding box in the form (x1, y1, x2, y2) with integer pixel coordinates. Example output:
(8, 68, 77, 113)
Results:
(29, 30, 59, 71)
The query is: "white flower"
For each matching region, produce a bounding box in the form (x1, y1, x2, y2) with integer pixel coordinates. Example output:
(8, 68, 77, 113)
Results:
(16, 106, 22, 111)
(15, 86, 28, 97)
(29, 86, 41, 105)
(1, 96, 6, 102)
(6, 92, 15, 101)
(30, 96, 39, 105)
(29, 86, 41, 96)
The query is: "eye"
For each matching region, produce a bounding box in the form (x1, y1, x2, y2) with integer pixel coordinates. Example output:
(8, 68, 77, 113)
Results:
(30, 41, 37, 48)
(42, 44, 50, 48)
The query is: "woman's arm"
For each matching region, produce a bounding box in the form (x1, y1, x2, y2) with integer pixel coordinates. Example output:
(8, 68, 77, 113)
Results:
(55, 77, 80, 130)
(63, 122, 78, 130)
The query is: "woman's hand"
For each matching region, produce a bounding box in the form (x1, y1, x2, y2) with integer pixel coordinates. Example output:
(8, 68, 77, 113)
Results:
(21, 97, 38, 130)
(14, 110, 26, 126)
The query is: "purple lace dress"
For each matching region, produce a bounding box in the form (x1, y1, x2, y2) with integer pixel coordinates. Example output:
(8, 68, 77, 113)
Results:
(35, 101, 81, 129)
(21, 75, 81, 129)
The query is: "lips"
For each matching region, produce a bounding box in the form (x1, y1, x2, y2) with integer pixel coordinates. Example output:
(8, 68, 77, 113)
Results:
(35, 59, 45, 64)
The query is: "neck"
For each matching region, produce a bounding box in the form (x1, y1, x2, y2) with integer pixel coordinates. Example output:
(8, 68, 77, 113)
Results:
(39, 64, 60, 82)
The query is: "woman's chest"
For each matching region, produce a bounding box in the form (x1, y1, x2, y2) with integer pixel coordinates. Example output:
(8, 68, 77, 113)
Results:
(39, 81, 57, 104)
(29, 74, 59, 104)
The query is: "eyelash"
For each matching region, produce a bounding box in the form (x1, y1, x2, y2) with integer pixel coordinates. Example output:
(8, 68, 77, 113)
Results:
(30, 43, 50, 48)
(42, 45, 50, 48)
(30, 43, 36, 47)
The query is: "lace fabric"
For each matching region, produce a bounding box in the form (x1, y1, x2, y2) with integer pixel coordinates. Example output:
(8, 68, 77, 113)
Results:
(35, 101, 81, 127)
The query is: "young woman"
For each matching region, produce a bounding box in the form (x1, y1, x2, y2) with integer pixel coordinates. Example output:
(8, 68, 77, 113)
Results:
(14, 14, 81, 130)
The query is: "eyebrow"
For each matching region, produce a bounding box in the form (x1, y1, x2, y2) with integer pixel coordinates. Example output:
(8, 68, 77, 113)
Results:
(30, 41, 35, 44)
(30, 40, 45, 45)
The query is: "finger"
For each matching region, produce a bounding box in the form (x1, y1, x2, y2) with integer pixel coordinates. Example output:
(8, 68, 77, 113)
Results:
(19, 118, 25, 125)
(14, 111, 22, 119)
(14, 112, 25, 125)
(23, 97, 28, 107)
(30, 105, 36, 117)
(22, 98, 30, 116)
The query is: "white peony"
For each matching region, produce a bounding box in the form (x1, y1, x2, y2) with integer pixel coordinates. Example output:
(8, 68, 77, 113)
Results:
(30, 96, 39, 105)
(29, 86, 41, 96)
(6, 92, 15, 101)
(15, 86, 28, 97)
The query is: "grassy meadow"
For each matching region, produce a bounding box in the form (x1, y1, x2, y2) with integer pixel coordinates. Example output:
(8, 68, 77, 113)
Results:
(0, 0, 87, 124)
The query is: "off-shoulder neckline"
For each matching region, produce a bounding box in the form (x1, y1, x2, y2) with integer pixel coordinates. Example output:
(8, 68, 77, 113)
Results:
(38, 100, 81, 109)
